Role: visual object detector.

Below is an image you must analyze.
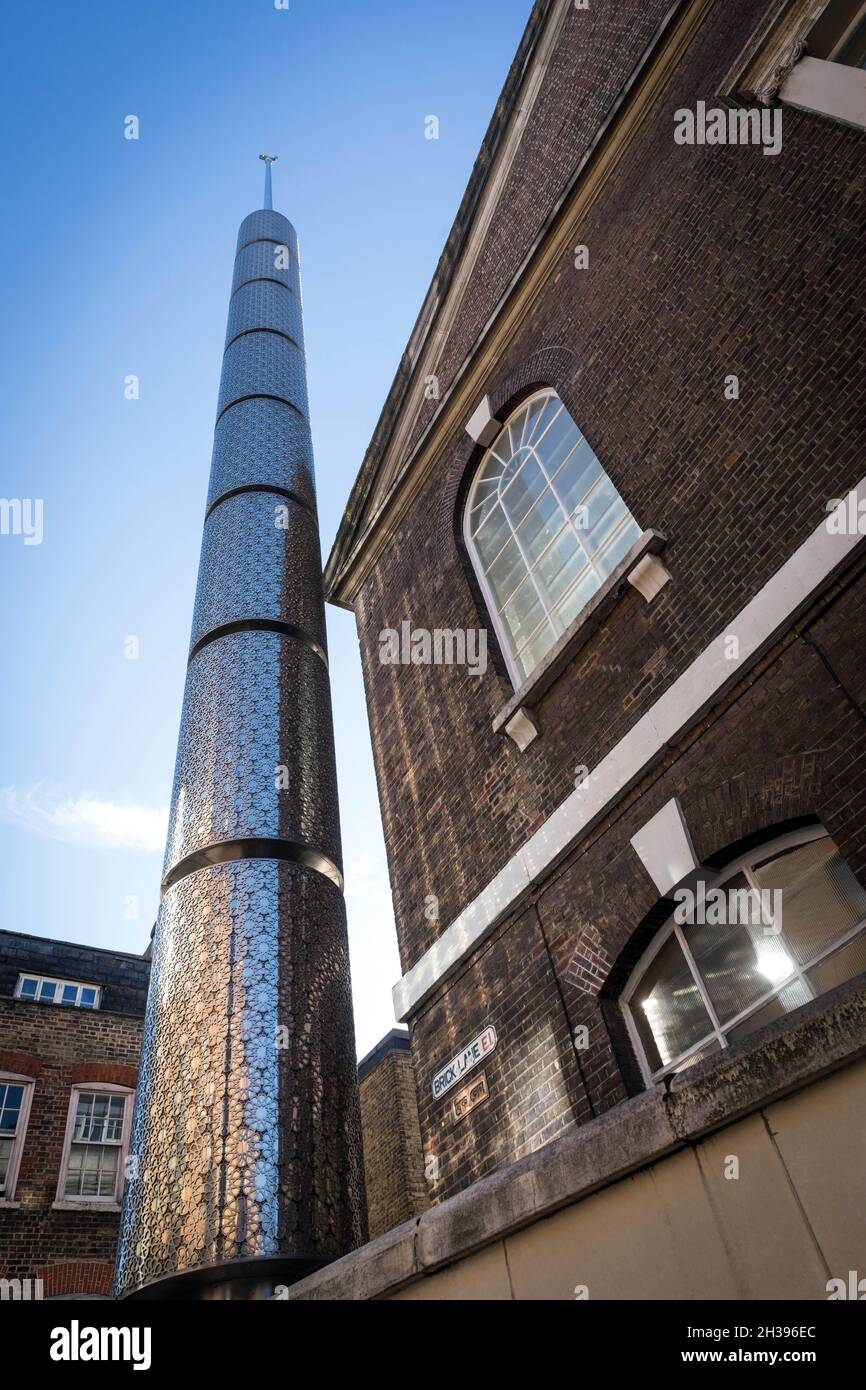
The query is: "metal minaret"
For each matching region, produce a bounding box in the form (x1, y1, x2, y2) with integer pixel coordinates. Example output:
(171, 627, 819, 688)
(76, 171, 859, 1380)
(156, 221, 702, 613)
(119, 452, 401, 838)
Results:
(115, 164, 367, 1299)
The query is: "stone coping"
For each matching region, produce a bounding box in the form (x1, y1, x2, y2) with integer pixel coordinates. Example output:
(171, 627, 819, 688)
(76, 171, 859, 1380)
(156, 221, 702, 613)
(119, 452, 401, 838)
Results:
(287, 975, 866, 1300)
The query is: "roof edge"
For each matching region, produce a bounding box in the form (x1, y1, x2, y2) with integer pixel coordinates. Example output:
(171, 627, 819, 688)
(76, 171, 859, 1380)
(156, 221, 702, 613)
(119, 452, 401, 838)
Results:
(324, 0, 560, 606)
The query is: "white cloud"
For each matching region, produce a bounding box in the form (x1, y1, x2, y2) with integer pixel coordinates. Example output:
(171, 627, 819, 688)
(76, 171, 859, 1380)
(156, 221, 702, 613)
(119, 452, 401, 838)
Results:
(0, 784, 168, 853)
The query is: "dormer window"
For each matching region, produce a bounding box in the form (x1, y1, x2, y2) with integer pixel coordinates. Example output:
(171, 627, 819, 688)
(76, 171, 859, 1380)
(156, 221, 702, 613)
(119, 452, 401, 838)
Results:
(15, 974, 101, 1009)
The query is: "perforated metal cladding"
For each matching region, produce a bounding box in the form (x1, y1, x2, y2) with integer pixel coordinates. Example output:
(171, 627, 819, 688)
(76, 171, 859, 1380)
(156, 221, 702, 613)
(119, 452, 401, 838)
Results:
(236, 209, 299, 260)
(190, 493, 326, 654)
(218, 331, 309, 419)
(232, 241, 301, 299)
(163, 631, 342, 879)
(113, 860, 366, 1296)
(116, 205, 364, 1297)
(207, 398, 316, 512)
(226, 280, 305, 352)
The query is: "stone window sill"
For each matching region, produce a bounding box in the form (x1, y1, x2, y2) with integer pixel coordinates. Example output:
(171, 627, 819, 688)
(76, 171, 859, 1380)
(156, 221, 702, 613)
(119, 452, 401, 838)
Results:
(0, 1199, 21, 1209)
(492, 529, 670, 750)
(51, 1200, 122, 1214)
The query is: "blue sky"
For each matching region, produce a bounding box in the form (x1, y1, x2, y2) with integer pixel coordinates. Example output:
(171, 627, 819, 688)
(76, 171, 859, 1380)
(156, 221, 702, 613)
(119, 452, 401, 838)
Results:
(0, 0, 531, 1057)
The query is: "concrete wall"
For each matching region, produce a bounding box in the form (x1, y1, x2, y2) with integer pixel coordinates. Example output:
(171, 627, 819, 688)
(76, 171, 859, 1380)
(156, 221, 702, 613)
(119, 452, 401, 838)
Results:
(395, 1061, 866, 1300)
(287, 984, 866, 1300)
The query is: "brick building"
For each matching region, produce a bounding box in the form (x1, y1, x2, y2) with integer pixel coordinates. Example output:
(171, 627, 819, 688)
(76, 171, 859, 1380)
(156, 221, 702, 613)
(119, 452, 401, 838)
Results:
(0, 932, 149, 1298)
(358, 1030, 429, 1239)
(314, 0, 866, 1297)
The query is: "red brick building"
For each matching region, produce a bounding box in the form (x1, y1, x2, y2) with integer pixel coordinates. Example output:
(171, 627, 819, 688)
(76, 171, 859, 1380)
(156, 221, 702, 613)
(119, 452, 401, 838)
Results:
(0, 931, 425, 1296)
(325, 0, 866, 1222)
(0, 931, 148, 1298)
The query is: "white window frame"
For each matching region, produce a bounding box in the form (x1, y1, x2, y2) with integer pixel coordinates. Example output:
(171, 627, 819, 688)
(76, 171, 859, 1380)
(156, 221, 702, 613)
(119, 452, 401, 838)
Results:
(56, 1084, 134, 1207)
(15, 974, 101, 1010)
(463, 388, 640, 687)
(0, 1073, 35, 1203)
(622, 825, 866, 1085)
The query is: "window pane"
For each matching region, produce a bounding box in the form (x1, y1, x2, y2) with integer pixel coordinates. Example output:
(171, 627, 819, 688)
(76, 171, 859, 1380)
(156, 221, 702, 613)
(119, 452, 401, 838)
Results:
(535, 526, 588, 608)
(0, 1136, 13, 1190)
(516, 622, 557, 679)
(65, 1145, 84, 1195)
(533, 413, 580, 479)
(0, 1085, 24, 1132)
(551, 442, 601, 514)
(474, 502, 511, 567)
(524, 395, 560, 448)
(80, 989, 97, 1009)
(74, 1094, 95, 1141)
(39, 981, 57, 1001)
(98, 1146, 119, 1197)
(18, 978, 38, 998)
(555, 567, 602, 631)
(631, 933, 714, 1074)
(81, 1146, 102, 1196)
(501, 577, 546, 651)
(752, 837, 866, 965)
(61, 985, 78, 1005)
(725, 979, 812, 1044)
(672, 1039, 721, 1075)
(486, 536, 526, 609)
(807, 929, 866, 996)
(516, 487, 563, 564)
(593, 517, 642, 579)
(682, 874, 798, 1026)
(501, 456, 545, 528)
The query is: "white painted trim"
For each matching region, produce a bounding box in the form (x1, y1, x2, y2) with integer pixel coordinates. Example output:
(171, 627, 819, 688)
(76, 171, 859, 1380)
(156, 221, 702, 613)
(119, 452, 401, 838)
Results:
(780, 55, 866, 131)
(465, 395, 500, 446)
(629, 797, 699, 896)
(56, 1084, 135, 1205)
(0, 1073, 35, 1201)
(392, 480, 866, 1021)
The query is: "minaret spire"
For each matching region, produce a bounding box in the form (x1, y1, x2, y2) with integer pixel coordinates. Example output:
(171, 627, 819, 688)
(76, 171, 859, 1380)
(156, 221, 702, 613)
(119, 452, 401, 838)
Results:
(259, 154, 278, 210)
(114, 188, 367, 1300)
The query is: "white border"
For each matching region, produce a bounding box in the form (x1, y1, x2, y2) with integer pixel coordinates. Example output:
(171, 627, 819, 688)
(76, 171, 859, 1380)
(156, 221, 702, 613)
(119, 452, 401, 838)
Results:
(393, 478, 866, 1021)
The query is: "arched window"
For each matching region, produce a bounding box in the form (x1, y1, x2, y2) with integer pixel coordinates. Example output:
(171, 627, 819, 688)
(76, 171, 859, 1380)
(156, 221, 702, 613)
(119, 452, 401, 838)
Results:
(464, 389, 641, 683)
(622, 826, 866, 1084)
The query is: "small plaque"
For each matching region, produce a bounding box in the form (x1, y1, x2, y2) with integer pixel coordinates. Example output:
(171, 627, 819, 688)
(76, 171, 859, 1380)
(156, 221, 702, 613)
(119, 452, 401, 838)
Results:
(452, 1071, 489, 1123)
(432, 1024, 497, 1099)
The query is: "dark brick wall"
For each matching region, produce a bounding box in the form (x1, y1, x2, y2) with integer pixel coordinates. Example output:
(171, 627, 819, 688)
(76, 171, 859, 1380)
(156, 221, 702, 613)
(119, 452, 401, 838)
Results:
(411, 567, 866, 1198)
(347, 0, 866, 1199)
(355, 0, 866, 971)
(0, 931, 150, 1017)
(0, 927, 147, 1291)
(358, 1032, 429, 1237)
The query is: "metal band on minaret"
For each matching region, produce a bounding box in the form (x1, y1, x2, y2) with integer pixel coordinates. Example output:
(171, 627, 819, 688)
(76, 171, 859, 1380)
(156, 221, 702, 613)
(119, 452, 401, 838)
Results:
(114, 164, 367, 1299)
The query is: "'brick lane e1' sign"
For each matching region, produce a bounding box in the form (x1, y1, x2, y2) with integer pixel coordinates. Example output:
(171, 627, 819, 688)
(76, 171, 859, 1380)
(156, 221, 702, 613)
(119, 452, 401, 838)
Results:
(432, 1025, 497, 1099)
